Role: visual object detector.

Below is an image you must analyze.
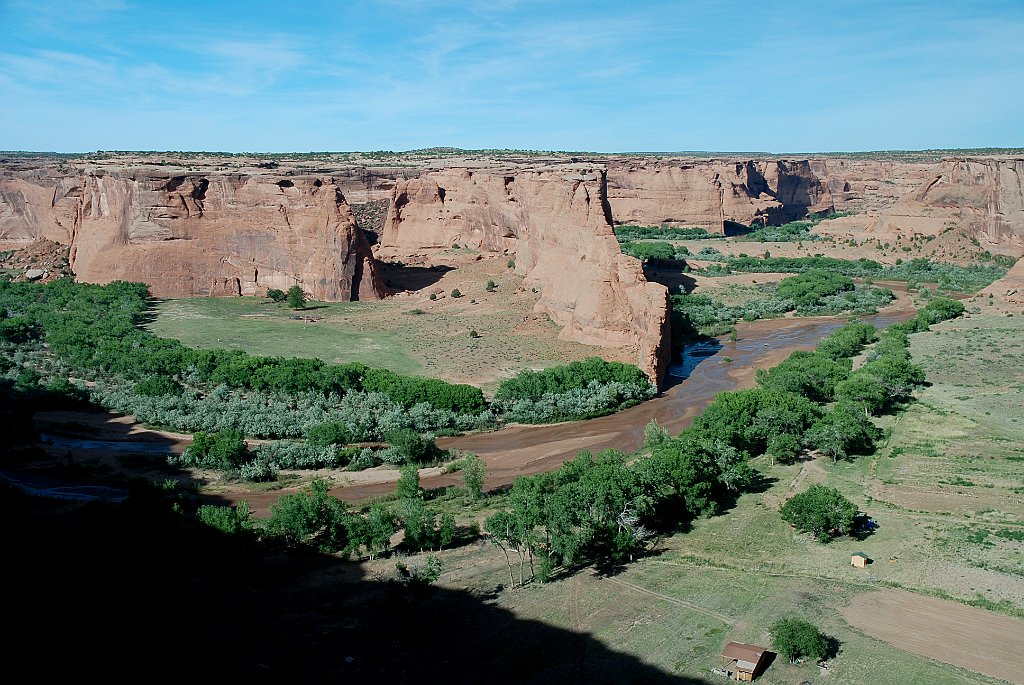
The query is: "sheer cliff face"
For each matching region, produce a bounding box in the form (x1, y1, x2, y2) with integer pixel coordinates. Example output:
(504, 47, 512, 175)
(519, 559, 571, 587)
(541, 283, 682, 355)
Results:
(604, 160, 834, 230)
(0, 171, 385, 301)
(810, 157, 1024, 251)
(379, 168, 672, 384)
(913, 159, 1024, 247)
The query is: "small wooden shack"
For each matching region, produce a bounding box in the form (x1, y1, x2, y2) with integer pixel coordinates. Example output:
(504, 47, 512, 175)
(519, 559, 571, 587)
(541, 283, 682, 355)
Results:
(851, 552, 871, 568)
(721, 641, 768, 681)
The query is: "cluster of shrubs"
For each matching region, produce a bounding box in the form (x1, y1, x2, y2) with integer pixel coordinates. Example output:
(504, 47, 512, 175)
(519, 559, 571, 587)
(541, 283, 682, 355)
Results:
(492, 358, 656, 423)
(619, 241, 688, 262)
(670, 270, 895, 340)
(613, 225, 721, 242)
(695, 255, 1006, 293)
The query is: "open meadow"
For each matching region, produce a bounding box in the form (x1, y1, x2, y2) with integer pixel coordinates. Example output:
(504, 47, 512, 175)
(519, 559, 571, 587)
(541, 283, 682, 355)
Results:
(146, 252, 634, 392)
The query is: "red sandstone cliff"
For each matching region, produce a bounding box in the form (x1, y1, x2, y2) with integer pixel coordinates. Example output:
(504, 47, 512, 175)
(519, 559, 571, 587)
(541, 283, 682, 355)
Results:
(911, 158, 1024, 248)
(0, 169, 385, 301)
(378, 167, 672, 384)
(604, 159, 834, 230)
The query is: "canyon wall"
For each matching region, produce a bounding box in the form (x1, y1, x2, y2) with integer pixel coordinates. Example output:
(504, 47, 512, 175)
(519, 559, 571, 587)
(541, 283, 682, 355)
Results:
(910, 158, 1024, 246)
(604, 159, 834, 230)
(808, 157, 1024, 252)
(3, 151, 1023, 386)
(378, 167, 672, 384)
(0, 169, 385, 301)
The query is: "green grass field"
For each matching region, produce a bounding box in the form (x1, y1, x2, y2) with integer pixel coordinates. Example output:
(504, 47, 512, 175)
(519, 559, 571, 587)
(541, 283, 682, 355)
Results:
(146, 297, 424, 376)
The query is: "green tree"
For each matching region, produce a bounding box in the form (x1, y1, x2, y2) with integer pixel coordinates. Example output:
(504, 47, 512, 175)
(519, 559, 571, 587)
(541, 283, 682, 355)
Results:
(307, 420, 350, 447)
(266, 288, 286, 303)
(395, 463, 421, 500)
(265, 479, 351, 552)
(461, 453, 487, 499)
(834, 371, 889, 416)
(348, 502, 396, 560)
(755, 351, 852, 403)
(770, 618, 830, 662)
(922, 296, 965, 323)
(286, 285, 306, 309)
(438, 512, 456, 549)
(803, 403, 878, 463)
(397, 496, 432, 551)
(485, 279, 496, 292)
(182, 429, 249, 469)
(780, 484, 857, 542)
(386, 429, 443, 464)
(861, 355, 926, 402)
(620, 241, 677, 262)
(450, 288, 462, 298)
(643, 419, 670, 449)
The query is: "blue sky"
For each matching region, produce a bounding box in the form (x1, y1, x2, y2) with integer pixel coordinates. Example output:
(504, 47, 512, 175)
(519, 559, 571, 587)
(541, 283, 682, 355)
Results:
(1, 0, 1022, 153)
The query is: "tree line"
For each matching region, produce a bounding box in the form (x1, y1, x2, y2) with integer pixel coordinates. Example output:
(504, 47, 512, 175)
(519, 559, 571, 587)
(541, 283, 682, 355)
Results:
(0, 278, 656, 478)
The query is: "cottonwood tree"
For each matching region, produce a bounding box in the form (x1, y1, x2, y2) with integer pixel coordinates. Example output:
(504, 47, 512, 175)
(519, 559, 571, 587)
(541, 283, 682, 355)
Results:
(780, 485, 857, 542)
(265, 478, 351, 552)
(803, 403, 878, 463)
(771, 618, 830, 663)
(347, 502, 396, 560)
(485, 509, 531, 587)
(461, 453, 487, 499)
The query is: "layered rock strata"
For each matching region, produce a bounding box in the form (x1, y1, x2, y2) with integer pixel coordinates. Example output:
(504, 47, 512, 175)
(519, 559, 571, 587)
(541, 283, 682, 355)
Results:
(604, 159, 834, 230)
(0, 170, 385, 300)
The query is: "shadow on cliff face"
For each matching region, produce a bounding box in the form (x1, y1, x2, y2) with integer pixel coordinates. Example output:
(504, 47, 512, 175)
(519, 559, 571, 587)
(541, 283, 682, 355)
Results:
(3, 483, 710, 684)
(643, 263, 696, 295)
(378, 261, 454, 292)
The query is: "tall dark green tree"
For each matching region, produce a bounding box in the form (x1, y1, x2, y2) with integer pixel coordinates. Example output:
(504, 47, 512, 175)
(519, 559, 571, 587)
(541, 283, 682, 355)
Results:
(286, 285, 306, 309)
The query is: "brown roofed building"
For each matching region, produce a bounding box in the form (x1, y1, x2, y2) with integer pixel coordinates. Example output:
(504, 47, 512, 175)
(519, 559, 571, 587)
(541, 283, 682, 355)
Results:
(720, 641, 769, 681)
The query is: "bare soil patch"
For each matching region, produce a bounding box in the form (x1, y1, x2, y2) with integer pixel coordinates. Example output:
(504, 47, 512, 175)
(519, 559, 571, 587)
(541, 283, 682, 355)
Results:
(840, 589, 1024, 684)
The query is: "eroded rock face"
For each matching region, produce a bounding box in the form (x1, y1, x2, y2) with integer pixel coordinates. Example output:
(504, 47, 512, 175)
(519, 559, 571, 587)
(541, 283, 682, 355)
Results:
(0, 170, 385, 301)
(604, 159, 834, 230)
(379, 167, 672, 384)
(913, 159, 1024, 247)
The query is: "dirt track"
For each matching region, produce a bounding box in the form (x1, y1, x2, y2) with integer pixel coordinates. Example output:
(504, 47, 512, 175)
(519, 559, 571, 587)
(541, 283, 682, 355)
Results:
(840, 589, 1024, 684)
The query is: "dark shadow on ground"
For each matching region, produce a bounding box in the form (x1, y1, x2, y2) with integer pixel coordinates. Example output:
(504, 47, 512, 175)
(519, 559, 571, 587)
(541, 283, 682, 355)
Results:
(715, 473, 779, 517)
(3, 482, 713, 683)
(723, 220, 754, 237)
(1, 383, 188, 502)
(643, 264, 697, 295)
(3, 382, 709, 682)
(379, 261, 455, 291)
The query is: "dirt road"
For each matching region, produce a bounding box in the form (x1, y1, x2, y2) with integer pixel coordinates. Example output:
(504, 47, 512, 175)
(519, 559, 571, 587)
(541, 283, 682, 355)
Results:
(840, 589, 1024, 684)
